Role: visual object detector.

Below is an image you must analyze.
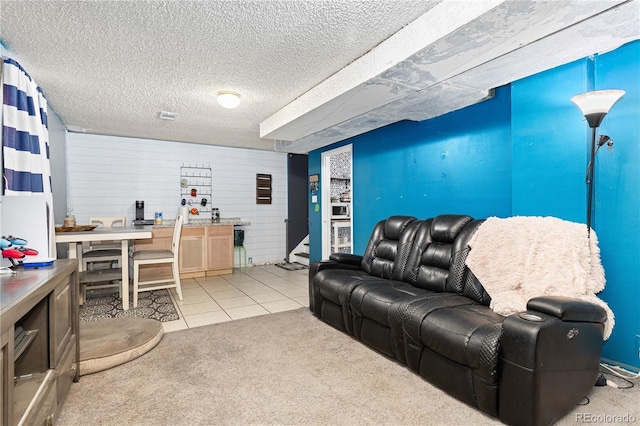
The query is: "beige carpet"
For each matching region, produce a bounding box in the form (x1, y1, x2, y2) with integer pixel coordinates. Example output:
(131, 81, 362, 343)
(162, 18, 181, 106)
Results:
(58, 308, 640, 426)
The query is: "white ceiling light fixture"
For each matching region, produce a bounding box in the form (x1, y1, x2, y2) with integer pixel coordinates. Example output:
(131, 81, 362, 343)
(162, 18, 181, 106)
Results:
(217, 91, 241, 109)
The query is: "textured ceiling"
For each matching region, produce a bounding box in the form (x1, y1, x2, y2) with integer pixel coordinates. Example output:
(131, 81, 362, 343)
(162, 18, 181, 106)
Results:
(0, 0, 441, 150)
(1, 1, 638, 153)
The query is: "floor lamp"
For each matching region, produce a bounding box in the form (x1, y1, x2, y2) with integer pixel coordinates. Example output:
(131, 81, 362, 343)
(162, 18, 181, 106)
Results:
(571, 89, 625, 236)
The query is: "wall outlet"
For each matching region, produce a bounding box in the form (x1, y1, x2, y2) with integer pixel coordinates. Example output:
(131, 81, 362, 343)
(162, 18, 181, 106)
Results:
(248, 257, 253, 264)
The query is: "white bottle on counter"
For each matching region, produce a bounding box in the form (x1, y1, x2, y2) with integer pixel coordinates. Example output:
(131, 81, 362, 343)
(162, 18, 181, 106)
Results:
(178, 206, 189, 224)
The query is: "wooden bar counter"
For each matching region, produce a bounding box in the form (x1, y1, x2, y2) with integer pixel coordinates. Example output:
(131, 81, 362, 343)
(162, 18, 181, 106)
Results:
(133, 221, 249, 280)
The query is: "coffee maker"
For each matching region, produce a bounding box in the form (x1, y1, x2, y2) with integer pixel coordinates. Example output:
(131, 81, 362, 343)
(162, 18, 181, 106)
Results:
(136, 201, 144, 221)
(133, 200, 154, 225)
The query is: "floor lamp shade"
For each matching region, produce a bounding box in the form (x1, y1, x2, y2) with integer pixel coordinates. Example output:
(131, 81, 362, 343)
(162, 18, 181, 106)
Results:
(571, 90, 625, 128)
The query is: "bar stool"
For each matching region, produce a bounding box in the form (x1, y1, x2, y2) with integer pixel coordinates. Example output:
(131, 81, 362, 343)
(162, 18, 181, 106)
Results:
(234, 229, 246, 268)
(235, 246, 247, 268)
(80, 216, 126, 302)
(131, 215, 184, 307)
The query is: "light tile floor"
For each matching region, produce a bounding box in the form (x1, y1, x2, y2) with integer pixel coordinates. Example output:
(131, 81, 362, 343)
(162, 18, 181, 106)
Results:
(162, 265, 309, 333)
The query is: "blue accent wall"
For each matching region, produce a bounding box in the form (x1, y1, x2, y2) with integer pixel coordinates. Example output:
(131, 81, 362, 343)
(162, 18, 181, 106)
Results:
(511, 59, 591, 221)
(351, 87, 512, 253)
(309, 40, 640, 368)
(308, 149, 322, 262)
(308, 87, 512, 260)
(510, 42, 640, 368)
(593, 42, 640, 368)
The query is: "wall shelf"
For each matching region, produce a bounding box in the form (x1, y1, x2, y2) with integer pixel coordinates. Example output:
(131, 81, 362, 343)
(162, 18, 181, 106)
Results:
(256, 173, 272, 205)
(13, 329, 38, 362)
(331, 220, 352, 254)
(328, 150, 353, 255)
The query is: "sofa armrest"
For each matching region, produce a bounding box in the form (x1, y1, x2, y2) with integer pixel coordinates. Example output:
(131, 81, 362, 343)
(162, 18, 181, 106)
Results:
(309, 259, 363, 286)
(309, 260, 362, 276)
(527, 296, 607, 323)
(498, 298, 605, 425)
(309, 259, 364, 314)
(328, 253, 363, 266)
(310, 255, 363, 278)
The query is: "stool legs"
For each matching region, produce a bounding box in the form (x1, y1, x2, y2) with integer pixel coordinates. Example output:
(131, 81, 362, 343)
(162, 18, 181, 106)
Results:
(235, 246, 246, 268)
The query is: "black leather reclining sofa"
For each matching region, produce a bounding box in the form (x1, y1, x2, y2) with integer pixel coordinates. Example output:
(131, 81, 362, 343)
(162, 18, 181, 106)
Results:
(309, 214, 607, 426)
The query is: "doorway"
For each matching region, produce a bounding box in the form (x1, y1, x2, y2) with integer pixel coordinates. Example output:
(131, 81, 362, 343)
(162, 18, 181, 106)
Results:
(286, 153, 309, 263)
(321, 145, 353, 259)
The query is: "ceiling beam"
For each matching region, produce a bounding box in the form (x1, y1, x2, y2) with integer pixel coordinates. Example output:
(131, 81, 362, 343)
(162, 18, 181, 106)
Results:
(263, 0, 636, 154)
(260, 0, 507, 141)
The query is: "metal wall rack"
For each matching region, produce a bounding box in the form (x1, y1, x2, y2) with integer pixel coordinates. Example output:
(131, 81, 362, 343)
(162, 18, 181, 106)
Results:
(181, 164, 213, 220)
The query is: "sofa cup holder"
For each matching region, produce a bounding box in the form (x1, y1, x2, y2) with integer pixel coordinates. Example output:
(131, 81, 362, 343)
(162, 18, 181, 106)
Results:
(518, 313, 544, 322)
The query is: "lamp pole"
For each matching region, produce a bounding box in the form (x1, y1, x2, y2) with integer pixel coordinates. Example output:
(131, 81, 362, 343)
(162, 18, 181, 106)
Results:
(571, 89, 625, 236)
(586, 126, 597, 235)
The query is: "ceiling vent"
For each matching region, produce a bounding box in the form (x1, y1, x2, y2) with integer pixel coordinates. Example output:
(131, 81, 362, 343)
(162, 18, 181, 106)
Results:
(158, 111, 178, 121)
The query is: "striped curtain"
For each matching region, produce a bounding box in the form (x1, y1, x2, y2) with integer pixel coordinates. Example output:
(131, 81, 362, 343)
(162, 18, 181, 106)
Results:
(2, 57, 52, 195)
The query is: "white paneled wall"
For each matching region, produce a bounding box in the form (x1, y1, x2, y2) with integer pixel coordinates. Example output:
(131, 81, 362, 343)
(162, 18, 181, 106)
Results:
(66, 133, 288, 265)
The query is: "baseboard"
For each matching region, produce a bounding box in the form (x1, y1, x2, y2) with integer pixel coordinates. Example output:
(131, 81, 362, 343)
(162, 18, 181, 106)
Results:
(205, 268, 233, 276)
(601, 357, 640, 374)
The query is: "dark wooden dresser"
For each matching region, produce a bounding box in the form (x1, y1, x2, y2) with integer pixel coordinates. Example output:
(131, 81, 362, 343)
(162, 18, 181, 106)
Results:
(1, 260, 79, 425)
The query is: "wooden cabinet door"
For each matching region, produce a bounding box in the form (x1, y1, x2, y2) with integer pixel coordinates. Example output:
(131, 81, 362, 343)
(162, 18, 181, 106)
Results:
(134, 225, 235, 277)
(50, 277, 72, 366)
(206, 226, 234, 271)
(1, 348, 4, 425)
(179, 227, 206, 273)
(55, 340, 76, 413)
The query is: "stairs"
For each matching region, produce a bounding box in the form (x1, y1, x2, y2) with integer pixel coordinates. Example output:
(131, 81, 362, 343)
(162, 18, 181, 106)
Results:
(289, 237, 309, 266)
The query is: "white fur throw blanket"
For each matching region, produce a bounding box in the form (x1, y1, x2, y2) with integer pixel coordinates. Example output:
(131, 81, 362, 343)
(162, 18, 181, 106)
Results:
(465, 216, 614, 339)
